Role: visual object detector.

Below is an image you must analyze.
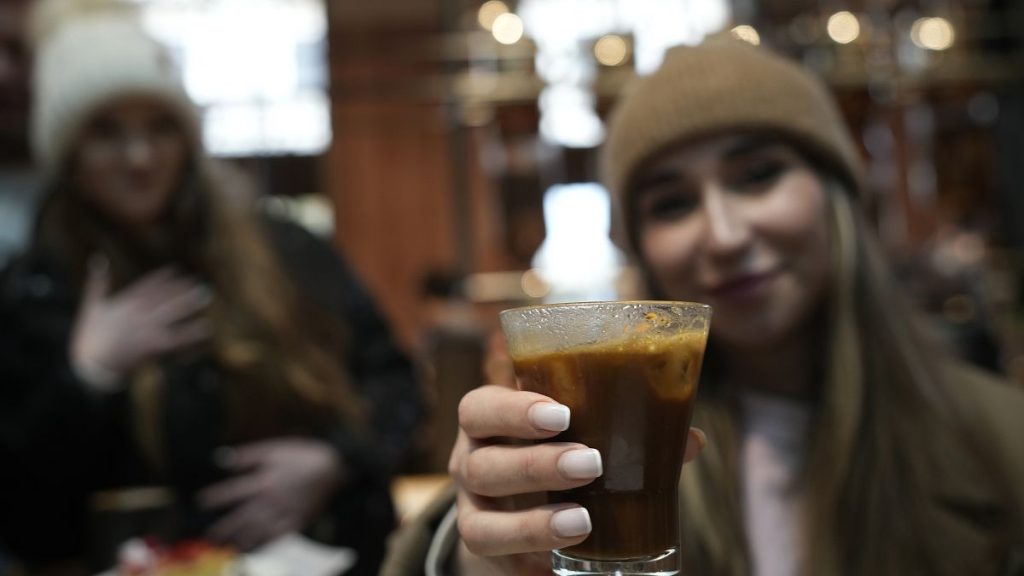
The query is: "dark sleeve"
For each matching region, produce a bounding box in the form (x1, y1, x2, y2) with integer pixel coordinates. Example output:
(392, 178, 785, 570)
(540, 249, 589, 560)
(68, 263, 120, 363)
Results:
(0, 260, 116, 564)
(261, 216, 424, 474)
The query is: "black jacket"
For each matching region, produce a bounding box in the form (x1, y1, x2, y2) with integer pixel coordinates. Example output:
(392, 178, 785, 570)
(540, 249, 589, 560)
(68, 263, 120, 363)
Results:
(0, 214, 422, 575)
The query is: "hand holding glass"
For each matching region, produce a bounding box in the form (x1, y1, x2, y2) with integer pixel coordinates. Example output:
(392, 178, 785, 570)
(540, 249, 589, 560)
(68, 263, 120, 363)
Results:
(500, 301, 711, 576)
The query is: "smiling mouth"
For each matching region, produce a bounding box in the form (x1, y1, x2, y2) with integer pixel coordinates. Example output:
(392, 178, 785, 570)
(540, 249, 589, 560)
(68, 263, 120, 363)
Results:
(707, 269, 779, 300)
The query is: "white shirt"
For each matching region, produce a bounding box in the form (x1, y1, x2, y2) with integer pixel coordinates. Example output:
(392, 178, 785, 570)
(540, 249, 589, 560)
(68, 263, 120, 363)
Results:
(739, 390, 812, 576)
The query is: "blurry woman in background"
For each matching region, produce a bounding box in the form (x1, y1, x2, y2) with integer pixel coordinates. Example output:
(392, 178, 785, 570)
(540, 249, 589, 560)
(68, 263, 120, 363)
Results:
(382, 35, 1024, 576)
(0, 1, 420, 574)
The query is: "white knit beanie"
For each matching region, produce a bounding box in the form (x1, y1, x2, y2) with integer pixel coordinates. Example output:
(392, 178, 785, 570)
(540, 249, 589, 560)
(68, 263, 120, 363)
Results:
(29, 0, 200, 177)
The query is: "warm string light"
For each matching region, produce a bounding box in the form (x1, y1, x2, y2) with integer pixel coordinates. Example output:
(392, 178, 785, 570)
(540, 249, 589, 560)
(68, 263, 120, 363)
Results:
(911, 17, 955, 51)
(594, 34, 628, 66)
(731, 24, 760, 46)
(492, 12, 524, 45)
(477, 1, 509, 31)
(827, 11, 860, 45)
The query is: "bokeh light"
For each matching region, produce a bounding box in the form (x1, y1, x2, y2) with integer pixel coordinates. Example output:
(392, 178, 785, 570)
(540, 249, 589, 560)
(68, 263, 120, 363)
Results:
(731, 25, 760, 46)
(827, 11, 860, 45)
(594, 34, 629, 66)
(911, 17, 955, 51)
(492, 12, 524, 45)
(477, 1, 509, 32)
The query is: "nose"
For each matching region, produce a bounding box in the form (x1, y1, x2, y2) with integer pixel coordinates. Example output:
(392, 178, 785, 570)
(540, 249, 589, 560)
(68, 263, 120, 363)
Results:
(124, 133, 156, 168)
(701, 186, 751, 259)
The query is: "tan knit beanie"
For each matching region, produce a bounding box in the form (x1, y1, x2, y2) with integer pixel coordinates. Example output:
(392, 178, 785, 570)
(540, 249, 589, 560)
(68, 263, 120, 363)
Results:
(603, 33, 864, 245)
(29, 0, 200, 177)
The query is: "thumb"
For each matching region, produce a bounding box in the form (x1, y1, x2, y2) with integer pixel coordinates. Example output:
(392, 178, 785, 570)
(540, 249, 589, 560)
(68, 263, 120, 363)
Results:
(485, 330, 516, 388)
(82, 254, 112, 305)
(683, 427, 707, 464)
(215, 442, 270, 471)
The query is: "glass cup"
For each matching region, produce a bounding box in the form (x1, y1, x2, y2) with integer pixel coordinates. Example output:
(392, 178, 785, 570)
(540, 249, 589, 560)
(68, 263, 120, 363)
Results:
(500, 301, 711, 576)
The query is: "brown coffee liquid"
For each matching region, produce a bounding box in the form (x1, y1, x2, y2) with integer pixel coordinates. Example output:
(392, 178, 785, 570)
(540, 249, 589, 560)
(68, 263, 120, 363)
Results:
(514, 334, 704, 560)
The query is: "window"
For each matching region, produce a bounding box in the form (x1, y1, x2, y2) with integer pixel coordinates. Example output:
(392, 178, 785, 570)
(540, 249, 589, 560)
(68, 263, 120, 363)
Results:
(134, 0, 330, 156)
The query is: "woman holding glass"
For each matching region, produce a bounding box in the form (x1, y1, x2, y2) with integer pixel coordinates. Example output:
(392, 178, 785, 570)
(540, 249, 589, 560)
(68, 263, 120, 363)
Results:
(383, 33, 1024, 576)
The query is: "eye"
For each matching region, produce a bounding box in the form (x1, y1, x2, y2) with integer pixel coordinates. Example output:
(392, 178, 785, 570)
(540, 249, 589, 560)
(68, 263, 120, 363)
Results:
(637, 188, 698, 222)
(149, 114, 181, 138)
(87, 116, 122, 142)
(729, 159, 787, 191)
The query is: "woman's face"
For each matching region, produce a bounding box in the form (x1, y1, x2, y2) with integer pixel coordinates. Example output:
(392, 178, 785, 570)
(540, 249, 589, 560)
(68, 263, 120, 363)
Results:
(72, 96, 188, 233)
(633, 133, 831, 350)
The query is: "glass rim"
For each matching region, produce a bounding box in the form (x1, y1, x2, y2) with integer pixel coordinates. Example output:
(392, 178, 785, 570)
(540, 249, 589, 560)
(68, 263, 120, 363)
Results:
(499, 300, 711, 319)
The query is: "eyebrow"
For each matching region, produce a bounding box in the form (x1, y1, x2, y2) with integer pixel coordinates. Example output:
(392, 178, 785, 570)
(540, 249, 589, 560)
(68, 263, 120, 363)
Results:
(631, 171, 679, 195)
(630, 136, 785, 196)
(721, 136, 779, 160)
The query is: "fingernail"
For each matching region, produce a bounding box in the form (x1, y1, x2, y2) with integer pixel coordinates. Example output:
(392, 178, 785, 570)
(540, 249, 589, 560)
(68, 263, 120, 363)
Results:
(528, 403, 570, 432)
(693, 428, 707, 450)
(551, 507, 591, 539)
(557, 449, 602, 480)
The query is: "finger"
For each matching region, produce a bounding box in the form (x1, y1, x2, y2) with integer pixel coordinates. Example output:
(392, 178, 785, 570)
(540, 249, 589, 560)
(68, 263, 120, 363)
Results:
(484, 331, 516, 387)
(684, 427, 706, 464)
(118, 266, 180, 300)
(241, 515, 297, 551)
(220, 442, 273, 471)
(264, 516, 299, 546)
(455, 542, 552, 576)
(148, 285, 212, 325)
(122, 272, 206, 314)
(198, 473, 265, 510)
(448, 429, 472, 477)
(234, 510, 280, 552)
(206, 501, 265, 548)
(459, 385, 569, 440)
(139, 279, 204, 311)
(456, 491, 591, 557)
(220, 501, 296, 551)
(82, 255, 112, 305)
(460, 443, 600, 497)
(160, 317, 212, 350)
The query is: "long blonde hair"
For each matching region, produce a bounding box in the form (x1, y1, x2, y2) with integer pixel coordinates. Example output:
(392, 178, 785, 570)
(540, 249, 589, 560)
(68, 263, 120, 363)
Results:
(671, 179, 984, 575)
(37, 152, 366, 471)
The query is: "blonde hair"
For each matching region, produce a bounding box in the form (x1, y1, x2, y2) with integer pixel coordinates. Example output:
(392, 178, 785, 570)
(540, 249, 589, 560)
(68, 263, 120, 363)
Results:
(38, 155, 366, 471)
(673, 178, 977, 576)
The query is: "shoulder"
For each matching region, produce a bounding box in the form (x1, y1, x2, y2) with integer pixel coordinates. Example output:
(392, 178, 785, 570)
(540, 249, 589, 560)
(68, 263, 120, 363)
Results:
(258, 210, 328, 250)
(257, 211, 353, 273)
(939, 362, 1024, 527)
(380, 483, 457, 576)
(0, 248, 67, 309)
(943, 362, 1024, 440)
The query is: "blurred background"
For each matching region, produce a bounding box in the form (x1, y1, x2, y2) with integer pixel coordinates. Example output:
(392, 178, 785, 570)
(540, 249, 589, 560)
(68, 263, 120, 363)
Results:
(1, 0, 1023, 476)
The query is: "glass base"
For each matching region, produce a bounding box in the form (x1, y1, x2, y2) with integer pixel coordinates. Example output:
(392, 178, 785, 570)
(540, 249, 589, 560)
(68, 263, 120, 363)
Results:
(552, 547, 679, 575)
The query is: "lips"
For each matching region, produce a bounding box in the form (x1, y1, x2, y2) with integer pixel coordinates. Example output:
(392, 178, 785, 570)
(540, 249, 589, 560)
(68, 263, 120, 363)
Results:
(707, 269, 779, 302)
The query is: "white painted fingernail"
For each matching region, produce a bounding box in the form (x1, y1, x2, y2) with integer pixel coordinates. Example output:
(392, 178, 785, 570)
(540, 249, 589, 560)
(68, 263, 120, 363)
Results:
(551, 507, 591, 538)
(529, 403, 570, 432)
(557, 449, 602, 480)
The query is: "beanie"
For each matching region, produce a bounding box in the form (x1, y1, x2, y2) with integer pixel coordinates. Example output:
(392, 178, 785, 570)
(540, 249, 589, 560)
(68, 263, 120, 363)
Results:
(29, 0, 200, 177)
(602, 33, 864, 248)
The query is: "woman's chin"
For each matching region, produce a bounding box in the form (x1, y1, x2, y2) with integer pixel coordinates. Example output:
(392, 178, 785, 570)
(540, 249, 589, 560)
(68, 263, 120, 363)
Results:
(713, 314, 796, 352)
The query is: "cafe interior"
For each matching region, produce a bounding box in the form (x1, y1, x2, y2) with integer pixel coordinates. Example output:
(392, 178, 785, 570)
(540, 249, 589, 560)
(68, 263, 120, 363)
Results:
(0, 0, 1022, 573)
